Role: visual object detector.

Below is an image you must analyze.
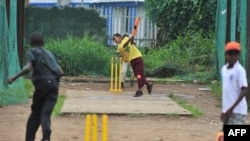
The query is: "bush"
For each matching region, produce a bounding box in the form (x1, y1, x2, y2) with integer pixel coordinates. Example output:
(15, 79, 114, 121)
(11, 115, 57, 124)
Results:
(37, 31, 215, 82)
(45, 33, 113, 76)
(142, 30, 216, 81)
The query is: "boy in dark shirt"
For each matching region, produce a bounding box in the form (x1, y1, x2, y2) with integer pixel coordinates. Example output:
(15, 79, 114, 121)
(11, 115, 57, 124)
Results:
(8, 32, 64, 141)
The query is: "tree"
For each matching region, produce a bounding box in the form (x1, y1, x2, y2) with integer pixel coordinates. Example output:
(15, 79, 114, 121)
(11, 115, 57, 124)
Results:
(144, 0, 217, 46)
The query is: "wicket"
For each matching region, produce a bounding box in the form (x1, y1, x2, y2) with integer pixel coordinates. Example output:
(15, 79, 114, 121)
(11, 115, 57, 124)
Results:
(84, 114, 108, 141)
(109, 57, 122, 92)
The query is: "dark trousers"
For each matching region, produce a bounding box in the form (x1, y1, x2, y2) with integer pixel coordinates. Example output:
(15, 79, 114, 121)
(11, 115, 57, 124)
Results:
(130, 57, 150, 89)
(26, 79, 59, 141)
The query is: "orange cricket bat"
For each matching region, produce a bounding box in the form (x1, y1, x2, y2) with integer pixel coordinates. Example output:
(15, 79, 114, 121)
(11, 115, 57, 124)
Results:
(131, 16, 141, 37)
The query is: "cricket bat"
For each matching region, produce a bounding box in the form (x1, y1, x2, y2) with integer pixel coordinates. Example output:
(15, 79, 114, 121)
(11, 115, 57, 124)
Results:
(123, 16, 140, 48)
(131, 16, 140, 37)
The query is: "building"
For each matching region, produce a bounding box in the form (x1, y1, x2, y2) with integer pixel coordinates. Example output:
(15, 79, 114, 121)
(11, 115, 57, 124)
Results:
(29, 0, 158, 46)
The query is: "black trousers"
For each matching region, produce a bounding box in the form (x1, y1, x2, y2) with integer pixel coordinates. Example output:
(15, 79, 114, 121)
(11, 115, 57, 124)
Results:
(26, 79, 59, 141)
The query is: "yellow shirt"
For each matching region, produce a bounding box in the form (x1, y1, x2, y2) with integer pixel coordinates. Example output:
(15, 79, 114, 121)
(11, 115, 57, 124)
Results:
(127, 42, 142, 61)
(117, 37, 142, 62)
(116, 37, 130, 62)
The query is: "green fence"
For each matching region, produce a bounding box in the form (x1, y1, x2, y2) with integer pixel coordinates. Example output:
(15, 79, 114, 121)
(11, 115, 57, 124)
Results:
(215, 0, 250, 104)
(24, 6, 107, 44)
(215, 0, 247, 79)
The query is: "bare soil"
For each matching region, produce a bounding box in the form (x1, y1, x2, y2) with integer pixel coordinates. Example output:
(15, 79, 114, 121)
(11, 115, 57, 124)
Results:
(0, 80, 249, 141)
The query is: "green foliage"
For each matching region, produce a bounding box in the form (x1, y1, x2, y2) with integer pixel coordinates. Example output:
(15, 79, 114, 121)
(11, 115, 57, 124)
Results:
(45, 33, 113, 76)
(144, 0, 217, 45)
(177, 71, 216, 84)
(142, 30, 216, 81)
(52, 95, 67, 116)
(169, 94, 203, 118)
(24, 79, 34, 98)
(209, 80, 222, 98)
(33, 31, 215, 82)
(143, 30, 215, 67)
(144, 0, 168, 22)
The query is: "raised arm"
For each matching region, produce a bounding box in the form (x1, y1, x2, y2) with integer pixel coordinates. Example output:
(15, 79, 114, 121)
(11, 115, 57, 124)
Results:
(8, 62, 33, 84)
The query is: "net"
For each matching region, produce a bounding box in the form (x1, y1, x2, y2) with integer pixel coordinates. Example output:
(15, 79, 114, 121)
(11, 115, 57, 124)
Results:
(24, 6, 107, 44)
(215, 0, 227, 80)
(215, 0, 247, 80)
(0, 0, 27, 106)
(239, 0, 247, 69)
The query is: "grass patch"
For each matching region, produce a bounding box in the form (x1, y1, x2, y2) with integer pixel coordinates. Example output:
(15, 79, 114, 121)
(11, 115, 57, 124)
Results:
(142, 30, 216, 81)
(169, 94, 203, 118)
(46, 33, 113, 76)
(153, 77, 188, 85)
(209, 80, 222, 108)
(23, 79, 68, 116)
(209, 80, 222, 99)
(43, 31, 215, 82)
(209, 80, 250, 112)
(24, 79, 34, 98)
(52, 95, 67, 117)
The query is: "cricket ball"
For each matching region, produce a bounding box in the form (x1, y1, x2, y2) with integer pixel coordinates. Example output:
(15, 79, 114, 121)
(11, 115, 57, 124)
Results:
(137, 74, 141, 79)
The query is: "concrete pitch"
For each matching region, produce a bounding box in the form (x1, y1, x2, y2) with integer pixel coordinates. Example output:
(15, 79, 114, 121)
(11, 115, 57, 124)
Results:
(61, 90, 192, 116)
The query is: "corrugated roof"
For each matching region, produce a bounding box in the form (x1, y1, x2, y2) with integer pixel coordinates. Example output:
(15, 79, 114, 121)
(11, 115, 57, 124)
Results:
(82, 0, 144, 2)
(30, 0, 56, 3)
(29, 0, 144, 3)
(30, 0, 144, 3)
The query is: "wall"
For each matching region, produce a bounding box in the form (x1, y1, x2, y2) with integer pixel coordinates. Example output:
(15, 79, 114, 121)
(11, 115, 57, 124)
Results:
(92, 4, 158, 46)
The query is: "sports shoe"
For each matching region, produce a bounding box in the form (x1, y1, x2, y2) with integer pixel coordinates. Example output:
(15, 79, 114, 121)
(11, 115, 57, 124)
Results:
(147, 83, 153, 94)
(133, 90, 143, 97)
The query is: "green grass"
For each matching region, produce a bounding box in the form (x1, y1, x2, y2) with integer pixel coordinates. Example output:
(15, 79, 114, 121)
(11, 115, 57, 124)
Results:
(52, 95, 67, 116)
(23, 79, 69, 117)
(45, 33, 113, 76)
(209, 81, 250, 112)
(24, 79, 67, 116)
(152, 77, 188, 84)
(142, 30, 216, 80)
(41, 31, 216, 82)
(209, 80, 222, 99)
(24, 79, 34, 98)
(168, 94, 203, 118)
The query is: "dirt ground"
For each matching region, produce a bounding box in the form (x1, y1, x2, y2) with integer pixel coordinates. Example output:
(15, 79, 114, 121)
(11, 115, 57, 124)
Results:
(0, 80, 250, 141)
